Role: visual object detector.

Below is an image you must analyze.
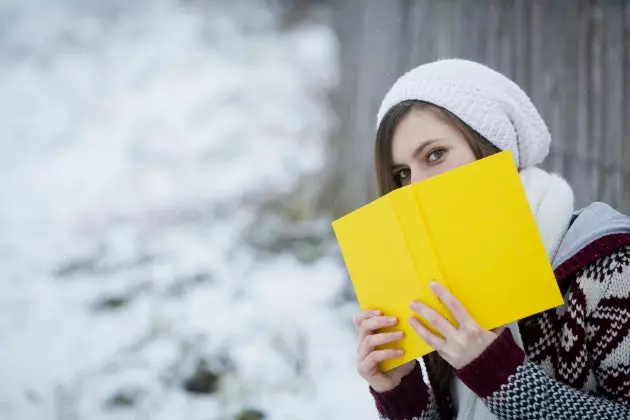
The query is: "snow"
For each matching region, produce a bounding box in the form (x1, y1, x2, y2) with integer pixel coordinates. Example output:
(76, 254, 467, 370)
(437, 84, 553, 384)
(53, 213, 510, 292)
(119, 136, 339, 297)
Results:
(0, 0, 378, 418)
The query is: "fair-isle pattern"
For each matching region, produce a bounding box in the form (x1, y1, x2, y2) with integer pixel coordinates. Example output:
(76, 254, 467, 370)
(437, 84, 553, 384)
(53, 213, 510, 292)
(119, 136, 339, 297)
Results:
(375, 245, 630, 419)
(378, 401, 439, 420)
(519, 245, 630, 406)
(484, 362, 630, 419)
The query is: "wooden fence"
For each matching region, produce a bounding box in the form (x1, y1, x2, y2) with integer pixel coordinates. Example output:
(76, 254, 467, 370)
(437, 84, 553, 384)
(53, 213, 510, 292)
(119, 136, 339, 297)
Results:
(321, 0, 630, 217)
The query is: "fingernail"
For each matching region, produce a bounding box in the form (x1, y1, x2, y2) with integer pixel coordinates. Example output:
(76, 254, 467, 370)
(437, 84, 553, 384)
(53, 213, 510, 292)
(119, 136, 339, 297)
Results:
(395, 331, 404, 337)
(397, 349, 404, 355)
(410, 301, 423, 310)
(371, 310, 381, 316)
(387, 316, 397, 323)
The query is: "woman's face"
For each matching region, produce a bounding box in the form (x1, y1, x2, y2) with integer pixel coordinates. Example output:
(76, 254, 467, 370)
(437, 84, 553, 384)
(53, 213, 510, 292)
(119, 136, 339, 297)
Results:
(391, 108, 477, 186)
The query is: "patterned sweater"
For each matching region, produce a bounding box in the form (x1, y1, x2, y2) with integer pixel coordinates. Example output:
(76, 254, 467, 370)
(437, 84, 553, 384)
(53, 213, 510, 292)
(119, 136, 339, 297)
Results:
(370, 234, 630, 419)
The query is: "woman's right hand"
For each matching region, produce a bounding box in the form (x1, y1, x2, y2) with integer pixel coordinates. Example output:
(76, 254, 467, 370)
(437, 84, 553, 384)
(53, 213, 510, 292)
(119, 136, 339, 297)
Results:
(354, 310, 417, 393)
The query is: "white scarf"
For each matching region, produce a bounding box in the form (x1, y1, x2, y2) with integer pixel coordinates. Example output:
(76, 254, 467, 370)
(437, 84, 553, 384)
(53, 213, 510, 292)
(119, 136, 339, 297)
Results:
(452, 166, 575, 420)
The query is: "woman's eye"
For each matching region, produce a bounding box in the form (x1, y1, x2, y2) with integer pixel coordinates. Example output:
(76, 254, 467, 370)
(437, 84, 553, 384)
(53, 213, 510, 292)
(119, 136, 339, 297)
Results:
(396, 168, 411, 183)
(427, 148, 446, 163)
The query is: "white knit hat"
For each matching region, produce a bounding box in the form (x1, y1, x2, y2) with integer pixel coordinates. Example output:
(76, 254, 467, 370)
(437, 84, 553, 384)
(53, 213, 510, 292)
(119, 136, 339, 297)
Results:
(376, 59, 551, 169)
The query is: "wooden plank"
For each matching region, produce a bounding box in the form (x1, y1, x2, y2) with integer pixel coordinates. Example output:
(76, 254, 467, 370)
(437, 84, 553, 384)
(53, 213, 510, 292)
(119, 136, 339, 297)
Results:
(474, 0, 493, 63)
(470, 0, 490, 62)
(529, 0, 554, 174)
(451, 0, 467, 58)
(561, 0, 581, 191)
(497, 1, 515, 78)
(622, 0, 630, 213)
(527, 0, 545, 114)
(454, 0, 478, 60)
(589, 0, 604, 206)
(553, 0, 568, 176)
(433, 0, 456, 58)
(320, 0, 364, 216)
(355, 0, 408, 203)
(513, 0, 530, 93)
(407, 0, 440, 66)
(396, 0, 413, 72)
(574, 0, 594, 207)
(407, 0, 431, 67)
(485, 0, 503, 70)
(543, 1, 565, 175)
(601, 0, 625, 209)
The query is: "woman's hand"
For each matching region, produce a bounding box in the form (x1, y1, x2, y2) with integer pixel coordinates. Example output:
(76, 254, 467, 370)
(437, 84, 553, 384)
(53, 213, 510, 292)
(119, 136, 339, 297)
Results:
(409, 282, 503, 370)
(354, 310, 416, 393)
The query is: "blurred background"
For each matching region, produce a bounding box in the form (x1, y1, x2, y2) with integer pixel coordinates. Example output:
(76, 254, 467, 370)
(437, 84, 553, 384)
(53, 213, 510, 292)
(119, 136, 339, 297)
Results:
(0, 0, 628, 419)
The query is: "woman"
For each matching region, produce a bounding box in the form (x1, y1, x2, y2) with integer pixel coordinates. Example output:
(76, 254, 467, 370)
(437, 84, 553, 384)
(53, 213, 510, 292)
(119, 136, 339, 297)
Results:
(353, 59, 630, 419)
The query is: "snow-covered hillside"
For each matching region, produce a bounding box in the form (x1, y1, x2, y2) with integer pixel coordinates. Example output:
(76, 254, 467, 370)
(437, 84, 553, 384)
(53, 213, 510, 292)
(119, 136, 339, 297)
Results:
(0, 0, 378, 418)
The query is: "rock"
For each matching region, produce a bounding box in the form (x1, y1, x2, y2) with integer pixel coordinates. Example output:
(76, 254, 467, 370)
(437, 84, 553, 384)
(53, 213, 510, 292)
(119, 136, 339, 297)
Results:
(164, 272, 214, 298)
(92, 295, 131, 311)
(91, 283, 152, 312)
(235, 408, 266, 420)
(54, 253, 104, 277)
(104, 388, 144, 409)
(182, 360, 220, 395)
(54, 247, 155, 279)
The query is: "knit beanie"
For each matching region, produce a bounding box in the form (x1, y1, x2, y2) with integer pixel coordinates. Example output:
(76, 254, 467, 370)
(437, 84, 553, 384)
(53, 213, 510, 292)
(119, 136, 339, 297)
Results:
(376, 59, 551, 169)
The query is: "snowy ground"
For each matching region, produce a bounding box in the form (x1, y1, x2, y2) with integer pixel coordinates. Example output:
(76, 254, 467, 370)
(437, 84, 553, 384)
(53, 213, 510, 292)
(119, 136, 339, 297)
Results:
(0, 0, 378, 418)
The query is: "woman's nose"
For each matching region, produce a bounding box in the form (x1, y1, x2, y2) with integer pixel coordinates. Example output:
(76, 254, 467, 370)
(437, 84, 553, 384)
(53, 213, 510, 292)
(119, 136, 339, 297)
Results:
(410, 169, 429, 185)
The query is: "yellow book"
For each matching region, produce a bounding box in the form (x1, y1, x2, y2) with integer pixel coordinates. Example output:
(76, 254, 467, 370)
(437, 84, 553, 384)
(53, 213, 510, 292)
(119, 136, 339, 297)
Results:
(331, 151, 564, 372)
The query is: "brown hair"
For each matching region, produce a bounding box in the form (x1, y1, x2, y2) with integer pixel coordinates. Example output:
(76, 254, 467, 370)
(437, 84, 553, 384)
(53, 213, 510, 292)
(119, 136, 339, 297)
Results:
(373, 99, 500, 396)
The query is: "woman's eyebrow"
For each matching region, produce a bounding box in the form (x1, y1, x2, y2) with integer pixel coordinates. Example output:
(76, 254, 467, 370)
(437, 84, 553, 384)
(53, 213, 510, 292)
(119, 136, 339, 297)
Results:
(412, 138, 442, 160)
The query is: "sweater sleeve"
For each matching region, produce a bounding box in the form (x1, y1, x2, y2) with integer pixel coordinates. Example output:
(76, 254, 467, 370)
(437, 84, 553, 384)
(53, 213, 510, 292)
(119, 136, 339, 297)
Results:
(454, 253, 630, 420)
(369, 361, 440, 420)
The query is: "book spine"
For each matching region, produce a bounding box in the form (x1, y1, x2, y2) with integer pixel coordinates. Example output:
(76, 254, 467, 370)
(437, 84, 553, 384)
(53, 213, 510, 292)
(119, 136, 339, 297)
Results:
(390, 188, 452, 324)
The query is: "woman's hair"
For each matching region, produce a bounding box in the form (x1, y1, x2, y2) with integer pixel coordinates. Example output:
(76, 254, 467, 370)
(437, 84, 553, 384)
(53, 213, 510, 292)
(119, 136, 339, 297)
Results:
(373, 99, 501, 395)
(375, 100, 501, 195)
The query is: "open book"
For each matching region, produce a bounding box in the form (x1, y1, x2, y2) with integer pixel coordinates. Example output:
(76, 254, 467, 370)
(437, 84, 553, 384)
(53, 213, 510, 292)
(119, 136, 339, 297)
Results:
(332, 151, 564, 371)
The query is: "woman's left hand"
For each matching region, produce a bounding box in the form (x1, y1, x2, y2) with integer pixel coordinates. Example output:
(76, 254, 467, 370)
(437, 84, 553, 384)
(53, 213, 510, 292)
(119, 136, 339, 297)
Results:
(409, 281, 504, 370)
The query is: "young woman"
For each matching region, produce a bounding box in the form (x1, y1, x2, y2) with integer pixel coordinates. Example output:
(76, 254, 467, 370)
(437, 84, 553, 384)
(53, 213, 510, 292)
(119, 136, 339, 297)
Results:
(353, 59, 630, 419)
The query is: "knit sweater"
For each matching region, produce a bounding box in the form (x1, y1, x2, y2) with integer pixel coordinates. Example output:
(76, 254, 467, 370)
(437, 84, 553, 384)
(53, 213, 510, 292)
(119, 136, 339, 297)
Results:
(370, 233, 630, 420)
